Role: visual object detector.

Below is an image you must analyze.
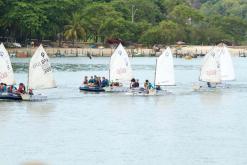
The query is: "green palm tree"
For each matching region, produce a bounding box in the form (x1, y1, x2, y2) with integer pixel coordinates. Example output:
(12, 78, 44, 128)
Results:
(64, 13, 86, 47)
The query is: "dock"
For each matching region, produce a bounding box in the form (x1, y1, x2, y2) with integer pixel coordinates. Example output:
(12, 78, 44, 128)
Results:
(7, 45, 247, 58)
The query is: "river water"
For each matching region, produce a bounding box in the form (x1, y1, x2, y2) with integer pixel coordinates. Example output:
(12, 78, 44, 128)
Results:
(1, 57, 247, 165)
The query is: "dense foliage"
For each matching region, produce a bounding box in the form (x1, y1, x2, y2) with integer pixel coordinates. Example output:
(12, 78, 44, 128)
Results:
(0, 0, 246, 45)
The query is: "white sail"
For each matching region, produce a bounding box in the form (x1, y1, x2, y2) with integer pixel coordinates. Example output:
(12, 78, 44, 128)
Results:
(199, 48, 221, 83)
(110, 43, 133, 84)
(0, 43, 15, 85)
(218, 45, 235, 81)
(155, 47, 175, 86)
(28, 45, 56, 90)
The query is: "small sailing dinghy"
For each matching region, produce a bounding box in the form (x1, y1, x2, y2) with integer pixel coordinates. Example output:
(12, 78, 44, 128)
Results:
(104, 43, 133, 92)
(154, 47, 175, 95)
(21, 45, 56, 101)
(127, 47, 175, 96)
(0, 43, 22, 100)
(193, 44, 235, 91)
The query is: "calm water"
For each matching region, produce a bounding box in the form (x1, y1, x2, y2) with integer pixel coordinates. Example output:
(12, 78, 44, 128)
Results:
(1, 57, 247, 165)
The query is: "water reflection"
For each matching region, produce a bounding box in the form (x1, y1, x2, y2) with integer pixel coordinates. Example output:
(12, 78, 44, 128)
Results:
(199, 90, 222, 106)
(25, 102, 55, 115)
(153, 95, 176, 108)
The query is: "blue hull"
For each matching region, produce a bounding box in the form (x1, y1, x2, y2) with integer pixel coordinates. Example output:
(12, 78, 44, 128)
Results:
(0, 93, 22, 101)
(79, 86, 105, 92)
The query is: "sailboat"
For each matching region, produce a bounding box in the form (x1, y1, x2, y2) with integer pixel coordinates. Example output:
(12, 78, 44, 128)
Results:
(0, 43, 15, 85)
(194, 44, 235, 90)
(127, 47, 175, 96)
(104, 43, 133, 92)
(21, 45, 56, 101)
(0, 43, 22, 100)
(199, 47, 221, 84)
(155, 47, 175, 87)
(144, 47, 175, 95)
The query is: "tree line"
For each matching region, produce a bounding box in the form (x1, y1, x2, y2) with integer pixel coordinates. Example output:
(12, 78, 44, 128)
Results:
(0, 0, 246, 46)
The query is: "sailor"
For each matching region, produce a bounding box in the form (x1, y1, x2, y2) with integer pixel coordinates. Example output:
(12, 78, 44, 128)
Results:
(156, 85, 161, 90)
(88, 76, 95, 86)
(144, 80, 153, 90)
(130, 78, 136, 88)
(134, 79, 140, 88)
(0, 83, 3, 92)
(7, 85, 13, 93)
(2, 83, 7, 92)
(207, 82, 212, 88)
(28, 88, 34, 95)
(111, 81, 120, 87)
(83, 76, 88, 86)
(17, 83, 26, 94)
(101, 77, 109, 87)
(93, 75, 97, 84)
(95, 77, 101, 87)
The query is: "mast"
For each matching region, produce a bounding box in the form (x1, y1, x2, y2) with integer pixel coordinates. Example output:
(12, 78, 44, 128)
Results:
(108, 58, 111, 83)
(154, 58, 157, 88)
(26, 44, 32, 92)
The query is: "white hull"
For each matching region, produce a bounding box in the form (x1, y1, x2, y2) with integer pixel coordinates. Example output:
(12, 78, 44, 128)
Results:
(104, 86, 129, 92)
(21, 94, 47, 101)
(125, 88, 170, 96)
(192, 83, 230, 92)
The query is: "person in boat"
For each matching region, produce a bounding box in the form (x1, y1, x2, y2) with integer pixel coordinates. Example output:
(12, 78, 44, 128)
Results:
(156, 85, 161, 90)
(111, 82, 120, 87)
(88, 76, 96, 86)
(130, 78, 136, 88)
(17, 83, 26, 94)
(95, 77, 101, 87)
(0, 83, 4, 92)
(94, 75, 97, 83)
(144, 80, 154, 90)
(101, 77, 109, 87)
(7, 85, 17, 93)
(1, 83, 7, 93)
(207, 82, 216, 88)
(83, 76, 88, 86)
(207, 82, 211, 88)
(28, 88, 34, 95)
(134, 79, 140, 88)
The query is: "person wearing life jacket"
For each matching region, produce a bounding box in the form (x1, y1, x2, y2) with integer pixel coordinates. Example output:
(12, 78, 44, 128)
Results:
(101, 77, 109, 87)
(0, 83, 4, 92)
(144, 80, 154, 94)
(7, 85, 13, 93)
(88, 76, 95, 86)
(17, 83, 26, 94)
(144, 80, 154, 90)
(156, 85, 161, 90)
(2, 83, 7, 92)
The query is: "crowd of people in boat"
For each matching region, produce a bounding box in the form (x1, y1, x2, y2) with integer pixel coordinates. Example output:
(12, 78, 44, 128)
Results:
(130, 78, 161, 91)
(82, 76, 162, 91)
(0, 83, 33, 95)
(83, 76, 110, 88)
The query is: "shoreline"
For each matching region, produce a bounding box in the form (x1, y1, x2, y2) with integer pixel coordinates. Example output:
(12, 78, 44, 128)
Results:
(7, 45, 247, 58)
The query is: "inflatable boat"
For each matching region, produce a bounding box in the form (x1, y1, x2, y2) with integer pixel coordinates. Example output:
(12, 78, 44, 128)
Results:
(0, 92, 22, 101)
(79, 86, 105, 92)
